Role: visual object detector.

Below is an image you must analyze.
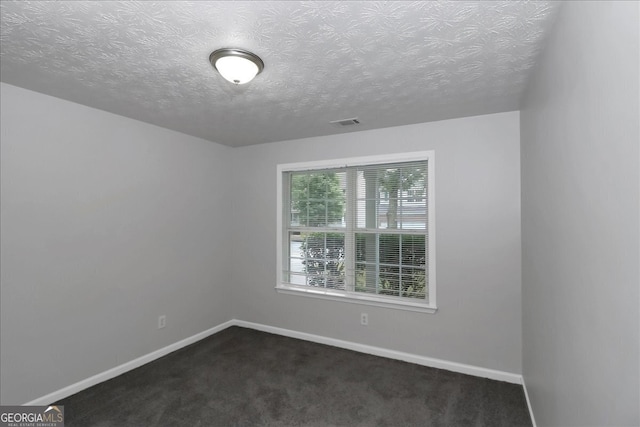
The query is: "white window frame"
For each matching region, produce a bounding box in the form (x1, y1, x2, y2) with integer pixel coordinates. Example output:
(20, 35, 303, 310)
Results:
(276, 151, 436, 314)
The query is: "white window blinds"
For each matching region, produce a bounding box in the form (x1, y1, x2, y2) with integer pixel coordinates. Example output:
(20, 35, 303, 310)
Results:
(280, 154, 434, 308)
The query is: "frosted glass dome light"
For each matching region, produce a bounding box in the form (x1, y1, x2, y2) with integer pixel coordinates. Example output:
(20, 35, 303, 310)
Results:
(209, 48, 264, 85)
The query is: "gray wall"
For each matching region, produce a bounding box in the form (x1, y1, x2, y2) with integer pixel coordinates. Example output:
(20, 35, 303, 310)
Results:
(231, 112, 523, 374)
(0, 83, 234, 405)
(1, 86, 524, 404)
(520, 2, 639, 426)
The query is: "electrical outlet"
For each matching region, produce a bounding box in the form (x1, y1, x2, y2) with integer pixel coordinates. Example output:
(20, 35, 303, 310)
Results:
(360, 313, 368, 326)
(158, 315, 166, 329)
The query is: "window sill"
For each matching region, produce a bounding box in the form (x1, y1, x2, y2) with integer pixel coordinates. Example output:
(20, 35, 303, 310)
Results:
(275, 284, 438, 314)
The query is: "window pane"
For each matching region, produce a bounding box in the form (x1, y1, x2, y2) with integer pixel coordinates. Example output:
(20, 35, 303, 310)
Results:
(379, 271, 400, 297)
(379, 234, 401, 265)
(355, 233, 376, 264)
(286, 232, 307, 285)
(401, 268, 427, 299)
(307, 201, 327, 228)
(289, 258, 305, 274)
(400, 234, 426, 267)
(354, 263, 376, 294)
(285, 232, 345, 290)
(356, 162, 427, 230)
(290, 171, 346, 227)
(354, 233, 427, 299)
(288, 272, 307, 286)
(327, 200, 344, 226)
(290, 201, 301, 226)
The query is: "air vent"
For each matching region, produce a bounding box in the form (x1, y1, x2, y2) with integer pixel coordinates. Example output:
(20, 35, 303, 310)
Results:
(330, 117, 361, 127)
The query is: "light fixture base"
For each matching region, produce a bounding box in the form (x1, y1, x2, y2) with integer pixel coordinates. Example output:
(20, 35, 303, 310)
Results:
(209, 48, 264, 85)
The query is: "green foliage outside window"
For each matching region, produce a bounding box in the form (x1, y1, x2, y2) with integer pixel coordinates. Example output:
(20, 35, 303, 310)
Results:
(291, 172, 345, 227)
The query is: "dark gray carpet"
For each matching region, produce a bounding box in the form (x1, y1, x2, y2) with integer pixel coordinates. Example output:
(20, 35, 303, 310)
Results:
(56, 326, 532, 426)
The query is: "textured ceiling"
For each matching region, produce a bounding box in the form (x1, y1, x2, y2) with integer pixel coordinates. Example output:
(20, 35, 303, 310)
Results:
(0, 1, 560, 147)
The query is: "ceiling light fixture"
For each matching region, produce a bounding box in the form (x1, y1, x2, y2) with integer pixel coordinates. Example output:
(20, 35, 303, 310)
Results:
(209, 48, 264, 85)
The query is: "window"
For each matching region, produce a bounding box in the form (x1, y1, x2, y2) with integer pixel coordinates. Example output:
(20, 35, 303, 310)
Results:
(276, 152, 436, 313)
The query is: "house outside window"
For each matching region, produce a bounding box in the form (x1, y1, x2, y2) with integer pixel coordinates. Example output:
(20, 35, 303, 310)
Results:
(276, 152, 436, 313)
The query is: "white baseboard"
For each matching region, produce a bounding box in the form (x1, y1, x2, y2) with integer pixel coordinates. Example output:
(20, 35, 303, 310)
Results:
(522, 376, 537, 427)
(234, 320, 523, 385)
(25, 318, 523, 405)
(23, 320, 235, 406)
